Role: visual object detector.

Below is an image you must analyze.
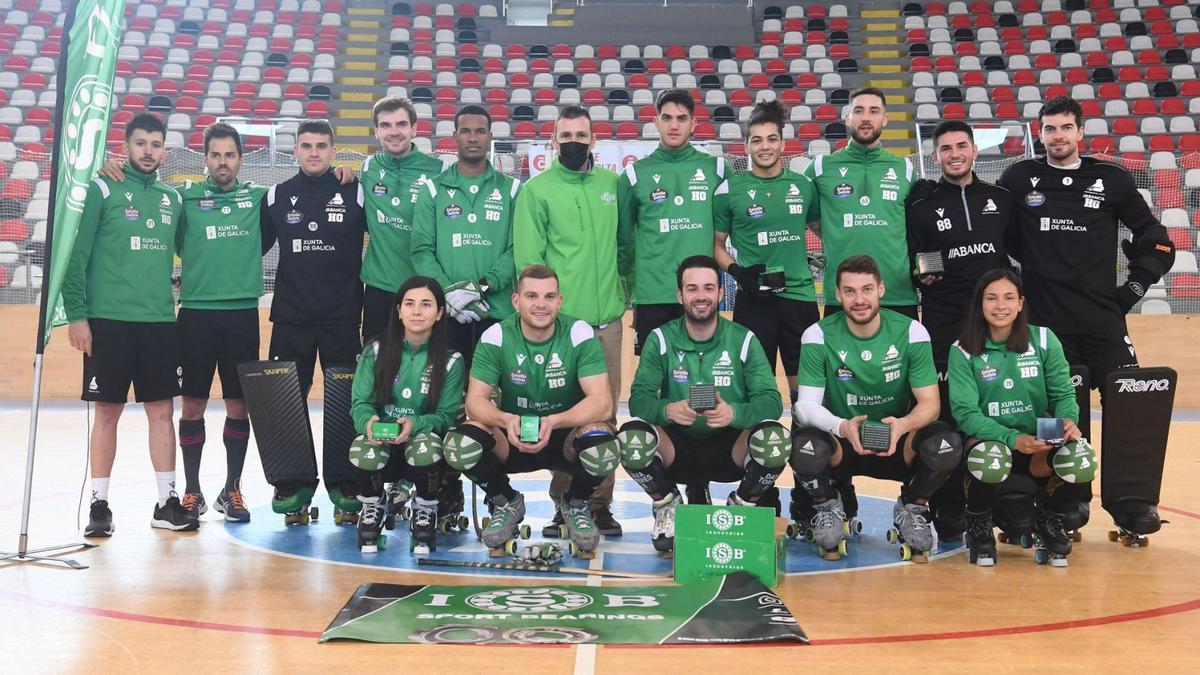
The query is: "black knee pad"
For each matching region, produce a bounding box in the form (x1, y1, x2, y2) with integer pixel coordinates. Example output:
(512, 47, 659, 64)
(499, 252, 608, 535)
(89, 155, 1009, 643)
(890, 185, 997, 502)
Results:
(789, 425, 835, 475)
(913, 421, 962, 472)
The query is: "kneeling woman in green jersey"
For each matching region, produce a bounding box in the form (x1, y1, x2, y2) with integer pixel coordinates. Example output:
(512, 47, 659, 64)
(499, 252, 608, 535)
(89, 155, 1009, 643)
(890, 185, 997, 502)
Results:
(349, 276, 465, 554)
(949, 269, 1094, 568)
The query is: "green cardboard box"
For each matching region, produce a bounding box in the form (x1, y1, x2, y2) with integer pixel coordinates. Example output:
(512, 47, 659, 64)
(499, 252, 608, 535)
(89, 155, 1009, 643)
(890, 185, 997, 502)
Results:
(673, 504, 787, 587)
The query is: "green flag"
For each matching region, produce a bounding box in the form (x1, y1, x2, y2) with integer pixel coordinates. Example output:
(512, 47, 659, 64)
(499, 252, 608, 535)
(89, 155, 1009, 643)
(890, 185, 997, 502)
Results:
(41, 0, 126, 345)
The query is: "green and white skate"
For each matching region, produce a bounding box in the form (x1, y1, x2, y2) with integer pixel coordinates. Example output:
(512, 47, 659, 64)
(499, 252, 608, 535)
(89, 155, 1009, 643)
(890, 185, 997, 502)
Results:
(560, 498, 599, 559)
(328, 486, 362, 525)
(273, 486, 317, 525)
(480, 492, 530, 557)
(384, 479, 415, 530)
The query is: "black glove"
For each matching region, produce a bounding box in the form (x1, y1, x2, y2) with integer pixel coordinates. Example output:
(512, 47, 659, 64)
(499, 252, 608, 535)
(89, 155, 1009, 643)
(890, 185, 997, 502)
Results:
(729, 263, 769, 297)
(1115, 279, 1148, 314)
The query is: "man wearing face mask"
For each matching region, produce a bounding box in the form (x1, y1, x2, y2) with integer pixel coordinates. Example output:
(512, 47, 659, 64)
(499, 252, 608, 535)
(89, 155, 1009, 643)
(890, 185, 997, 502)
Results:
(513, 105, 625, 537)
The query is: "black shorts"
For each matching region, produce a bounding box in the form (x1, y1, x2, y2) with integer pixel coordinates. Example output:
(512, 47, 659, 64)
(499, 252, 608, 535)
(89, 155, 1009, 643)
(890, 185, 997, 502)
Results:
(919, 307, 964, 367)
(831, 432, 915, 484)
(361, 283, 395, 346)
(732, 293, 819, 377)
(82, 318, 180, 403)
(633, 303, 683, 356)
(268, 322, 361, 393)
(501, 427, 575, 474)
(824, 304, 919, 321)
(663, 425, 745, 485)
(177, 307, 259, 400)
(1056, 328, 1139, 392)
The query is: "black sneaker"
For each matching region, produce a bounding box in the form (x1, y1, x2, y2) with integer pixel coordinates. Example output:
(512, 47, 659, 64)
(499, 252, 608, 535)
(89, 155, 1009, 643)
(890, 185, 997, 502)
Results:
(542, 508, 565, 537)
(152, 494, 199, 531)
(85, 500, 113, 537)
(181, 491, 207, 527)
(592, 506, 623, 536)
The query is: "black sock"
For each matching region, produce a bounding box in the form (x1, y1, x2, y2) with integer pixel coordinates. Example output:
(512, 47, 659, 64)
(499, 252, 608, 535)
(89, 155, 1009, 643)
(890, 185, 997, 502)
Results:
(223, 417, 250, 491)
(179, 418, 205, 494)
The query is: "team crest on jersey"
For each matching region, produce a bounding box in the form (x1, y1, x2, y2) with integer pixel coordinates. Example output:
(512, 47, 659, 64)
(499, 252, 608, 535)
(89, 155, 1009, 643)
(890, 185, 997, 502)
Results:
(884, 345, 900, 360)
(1025, 191, 1045, 207)
(691, 168, 706, 182)
(788, 183, 800, 196)
(328, 193, 344, 206)
(285, 209, 303, 224)
(883, 168, 897, 181)
(672, 367, 689, 383)
(714, 351, 733, 367)
(487, 188, 503, 201)
(160, 194, 171, 207)
(509, 369, 527, 385)
(547, 353, 563, 369)
(123, 206, 140, 221)
(444, 204, 463, 218)
(199, 198, 215, 210)
(982, 199, 998, 213)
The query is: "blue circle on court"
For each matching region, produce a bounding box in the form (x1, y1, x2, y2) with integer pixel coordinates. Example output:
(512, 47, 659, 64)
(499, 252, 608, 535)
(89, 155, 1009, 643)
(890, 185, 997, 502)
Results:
(224, 479, 964, 578)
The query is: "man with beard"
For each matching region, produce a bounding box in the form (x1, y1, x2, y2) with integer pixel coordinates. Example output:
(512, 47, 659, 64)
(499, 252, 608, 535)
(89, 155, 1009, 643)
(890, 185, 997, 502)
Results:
(359, 96, 445, 343)
(789, 255, 961, 561)
(997, 96, 1176, 537)
(64, 112, 192, 536)
(616, 256, 787, 554)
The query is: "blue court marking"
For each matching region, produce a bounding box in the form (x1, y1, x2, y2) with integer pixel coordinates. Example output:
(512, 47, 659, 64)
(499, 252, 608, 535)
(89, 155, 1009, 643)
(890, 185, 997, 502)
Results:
(224, 479, 964, 578)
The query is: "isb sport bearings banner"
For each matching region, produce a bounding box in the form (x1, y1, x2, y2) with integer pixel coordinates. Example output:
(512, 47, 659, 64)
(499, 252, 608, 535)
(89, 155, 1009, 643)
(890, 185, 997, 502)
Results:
(320, 572, 807, 645)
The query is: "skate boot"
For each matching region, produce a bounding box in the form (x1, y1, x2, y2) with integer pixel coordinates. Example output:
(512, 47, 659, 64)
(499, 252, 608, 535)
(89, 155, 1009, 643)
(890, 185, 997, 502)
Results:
(1033, 505, 1072, 566)
(808, 496, 848, 560)
(436, 479, 469, 533)
(592, 506, 623, 536)
(841, 482, 864, 535)
(272, 485, 317, 525)
(1107, 497, 1162, 547)
(933, 501, 966, 542)
(214, 481, 251, 523)
(181, 491, 208, 528)
(410, 497, 438, 555)
(650, 491, 681, 555)
(560, 498, 600, 558)
(685, 483, 711, 505)
(757, 486, 783, 517)
(356, 499, 387, 553)
(1060, 500, 1089, 542)
(384, 479, 414, 529)
(888, 498, 934, 563)
(481, 492, 530, 557)
(85, 499, 113, 538)
(993, 493, 1035, 548)
(786, 488, 816, 539)
(329, 485, 362, 525)
(965, 509, 997, 567)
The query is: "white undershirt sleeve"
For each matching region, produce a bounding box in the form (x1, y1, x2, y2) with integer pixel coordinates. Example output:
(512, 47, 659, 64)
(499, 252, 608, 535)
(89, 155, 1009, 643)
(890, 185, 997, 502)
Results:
(793, 385, 846, 438)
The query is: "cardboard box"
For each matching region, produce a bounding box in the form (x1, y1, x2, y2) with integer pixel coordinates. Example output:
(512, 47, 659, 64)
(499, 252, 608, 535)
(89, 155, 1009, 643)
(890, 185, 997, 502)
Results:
(674, 504, 787, 587)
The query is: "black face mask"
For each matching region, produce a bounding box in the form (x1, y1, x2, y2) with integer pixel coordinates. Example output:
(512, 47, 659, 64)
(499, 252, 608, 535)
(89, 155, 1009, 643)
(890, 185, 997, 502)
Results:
(558, 142, 592, 171)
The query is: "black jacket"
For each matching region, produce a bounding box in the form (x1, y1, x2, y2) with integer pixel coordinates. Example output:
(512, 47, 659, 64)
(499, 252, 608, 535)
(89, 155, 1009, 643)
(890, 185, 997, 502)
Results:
(906, 174, 1014, 323)
(998, 157, 1165, 333)
(261, 170, 366, 326)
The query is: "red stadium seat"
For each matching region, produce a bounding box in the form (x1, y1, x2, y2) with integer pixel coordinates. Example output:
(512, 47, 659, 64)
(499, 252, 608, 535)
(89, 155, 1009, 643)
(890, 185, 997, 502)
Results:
(693, 123, 716, 140)
(176, 96, 199, 113)
(513, 122, 536, 139)
(0, 219, 29, 241)
(487, 104, 508, 120)
(942, 103, 966, 120)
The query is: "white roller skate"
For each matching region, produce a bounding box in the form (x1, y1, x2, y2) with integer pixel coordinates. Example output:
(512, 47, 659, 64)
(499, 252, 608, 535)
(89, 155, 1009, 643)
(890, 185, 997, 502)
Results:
(357, 498, 388, 553)
(650, 491, 680, 555)
(888, 498, 934, 563)
(560, 498, 599, 559)
(481, 492, 530, 557)
(808, 496, 848, 560)
(410, 497, 438, 556)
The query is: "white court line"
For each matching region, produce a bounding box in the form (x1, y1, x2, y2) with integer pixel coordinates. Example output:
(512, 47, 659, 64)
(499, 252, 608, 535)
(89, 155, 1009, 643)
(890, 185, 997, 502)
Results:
(571, 546, 604, 675)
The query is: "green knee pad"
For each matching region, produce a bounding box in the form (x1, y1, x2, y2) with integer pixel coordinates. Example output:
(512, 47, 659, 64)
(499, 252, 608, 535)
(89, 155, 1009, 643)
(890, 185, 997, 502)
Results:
(1052, 439, 1097, 484)
(405, 431, 444, 467)
(966, 440, 1013, 484)
(442, 428, 485, 471)
(349, 435, 390, 472)
(747, 421, 790, 469)
(617, 420, 659, 470)
(576, 432, 620, 477)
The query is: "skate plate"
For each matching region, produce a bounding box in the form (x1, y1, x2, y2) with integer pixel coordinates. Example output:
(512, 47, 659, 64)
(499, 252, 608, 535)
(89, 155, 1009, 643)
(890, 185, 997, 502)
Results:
(887, 528, 930, 563)
(1108, 529, 1151, 547)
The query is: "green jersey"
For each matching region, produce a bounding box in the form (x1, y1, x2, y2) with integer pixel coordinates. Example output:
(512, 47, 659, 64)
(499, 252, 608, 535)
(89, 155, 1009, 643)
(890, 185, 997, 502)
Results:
(798, 309, 938, 421)
(513, 158, 625, 326)
(470, 313, 608, 416)
(630, 316, 783, 438)
(176, 178, 267, 310)
(63, 165, 182, 323)
(617, 144, 726, 305)
(801, 143, 917, 306)
(350, 339, 466, 437)
(411, 162, 520, 319)
(714, 168, 818, 302)
(947, 326, 1078, 448)
(360, 150, 445, 293)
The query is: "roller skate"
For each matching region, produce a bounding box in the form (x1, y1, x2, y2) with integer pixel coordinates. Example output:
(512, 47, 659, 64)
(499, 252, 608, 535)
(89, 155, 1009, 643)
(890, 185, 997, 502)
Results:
(1033, 505, 1072, 567)
(1060, 500, 1089, 543)
(383, 480, 414, 530)
(964, 509, 997, 567)
(356, 499, 387, 553)
(785, 488, 815, 539)
(685, 483, 711, 505)
(650, 491, 680, 556)
(1107, 497, 1162, 548)
(480, 492, 530, 557)
(273, 485, 317, 525)
(993, 494, 1035, 549)
(727, 489, 780, 513)
(410, 497, 438, 556)
(560, 498, 599, 559)
(328, 485, 361, 526)
(841, 482, 864, 536)
(807, 496, 848, 560)
(888, 498, 934, 563)
(436, 477, 470, 534)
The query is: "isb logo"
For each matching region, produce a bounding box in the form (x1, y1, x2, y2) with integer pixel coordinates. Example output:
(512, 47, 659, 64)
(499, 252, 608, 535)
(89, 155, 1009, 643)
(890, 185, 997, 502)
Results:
(706, 542, 745, 565)
(705, 508, 744, 531)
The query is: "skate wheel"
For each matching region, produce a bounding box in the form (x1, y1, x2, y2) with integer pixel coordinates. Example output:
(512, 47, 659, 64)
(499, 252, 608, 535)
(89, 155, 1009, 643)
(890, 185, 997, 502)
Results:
(481, 516, 491, 529)
(1070, 531, 1082, 543)
(899, 543, 912, 561)
(850, 518, 863, 535)
(377, 535, 387, 550)
(401, 506, 411, 520)
(1019, 534, 1033, 549)
(804, 528, 816, 542)
(568, 542, 579, 556)
(334, 513, 344, 525)
(1108, 530, 1119, 542)
(437, 521, 452, 534)
(504, 539, 519, 555)
(560, 524, 569, 539)
(1034, 549, 1048, 565)
(785, 522, 801, 539)
(837, 539, 847, 556)
(457, 516, 469, 531)
(384, 516, 396, 531)
(518, 524, 531, 539)
(886, 528, 899, 544)
(309, 506, 319, 521)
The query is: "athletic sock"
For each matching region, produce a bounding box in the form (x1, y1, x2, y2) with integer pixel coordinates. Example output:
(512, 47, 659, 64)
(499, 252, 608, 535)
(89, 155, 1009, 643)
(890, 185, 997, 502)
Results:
(155, 471, 177, 507)
(91, 477, 110, 503)
(178, 418, 205, 494)
(223, 417, 251, 491)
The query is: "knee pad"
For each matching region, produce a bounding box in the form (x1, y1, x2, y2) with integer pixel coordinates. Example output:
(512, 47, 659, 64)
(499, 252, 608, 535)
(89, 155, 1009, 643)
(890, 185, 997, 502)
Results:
(747, 420, 790, 470)
(404, 431, 444, 468)
(617, 418, 659, 470)
(914, 421, 963, 473)
(442, 424, 493, 472)
(574, 430, 620, 477)
(1051, 439, 1097, 484)
(789, 426, 834, 476)
(349, 434, 391, 472)
(966, 440, 1013, 485)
